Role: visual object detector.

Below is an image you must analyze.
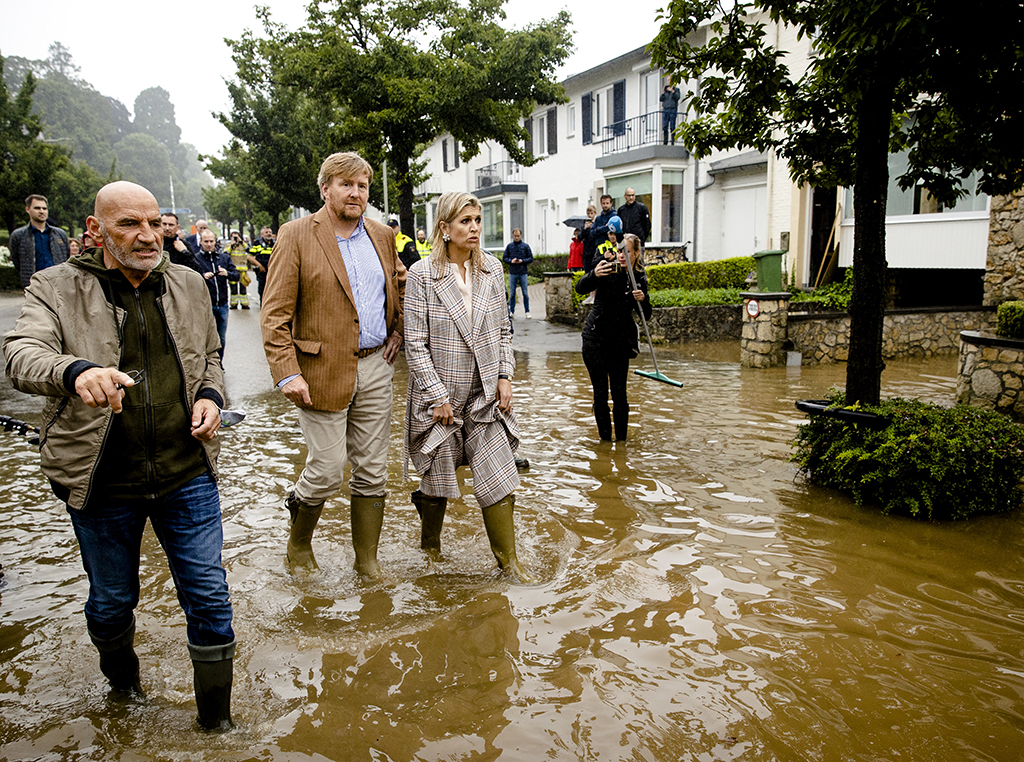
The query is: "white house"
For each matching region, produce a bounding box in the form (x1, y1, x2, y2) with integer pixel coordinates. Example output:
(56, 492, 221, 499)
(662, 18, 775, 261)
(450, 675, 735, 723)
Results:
(416, 13, 990, 302)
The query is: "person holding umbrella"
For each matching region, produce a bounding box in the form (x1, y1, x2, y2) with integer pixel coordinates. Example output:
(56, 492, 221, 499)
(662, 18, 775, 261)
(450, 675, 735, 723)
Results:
(574, 232, 652, 442)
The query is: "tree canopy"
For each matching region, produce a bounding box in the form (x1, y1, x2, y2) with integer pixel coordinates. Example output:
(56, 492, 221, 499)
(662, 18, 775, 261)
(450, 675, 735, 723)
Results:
(220, 0, 572, 235)
(651, 0, 1024, 404)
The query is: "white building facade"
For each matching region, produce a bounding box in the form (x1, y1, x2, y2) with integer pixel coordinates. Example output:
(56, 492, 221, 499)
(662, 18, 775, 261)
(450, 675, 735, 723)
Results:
(416, 15, 990, 297)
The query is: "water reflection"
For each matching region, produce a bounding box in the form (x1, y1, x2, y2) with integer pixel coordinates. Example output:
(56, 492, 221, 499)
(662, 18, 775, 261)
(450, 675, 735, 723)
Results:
(2, 311, 1024, 760)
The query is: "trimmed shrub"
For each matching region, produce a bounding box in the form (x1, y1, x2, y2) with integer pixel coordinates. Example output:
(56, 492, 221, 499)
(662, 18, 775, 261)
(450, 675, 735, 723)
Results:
(646, 256, 755, 292)
(649, 287, 744, 308)
(790, 268, 854, 311)
(0, 264, 19, 291)
(792, 389, 1024, 520)
(996, 300, 1024, 339)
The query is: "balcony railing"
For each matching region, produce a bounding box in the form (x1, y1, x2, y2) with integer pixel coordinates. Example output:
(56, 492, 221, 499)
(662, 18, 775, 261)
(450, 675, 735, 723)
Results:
(601, 111, 676, 156)
(475, 160, 523, 191)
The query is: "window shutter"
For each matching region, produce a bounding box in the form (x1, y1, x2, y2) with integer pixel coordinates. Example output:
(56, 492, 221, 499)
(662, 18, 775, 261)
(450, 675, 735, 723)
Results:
(442, 139, 449, 172)
(581, 93, 592, 145)
(454, 140, 460, 168)
(547, 107, 558, 155)
(524, 117, 534, 158)
(613, 80, 626, 136)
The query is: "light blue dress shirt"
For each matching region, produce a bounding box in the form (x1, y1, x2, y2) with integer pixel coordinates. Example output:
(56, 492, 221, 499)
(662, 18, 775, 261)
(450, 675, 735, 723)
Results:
(337, 218, 388, 350)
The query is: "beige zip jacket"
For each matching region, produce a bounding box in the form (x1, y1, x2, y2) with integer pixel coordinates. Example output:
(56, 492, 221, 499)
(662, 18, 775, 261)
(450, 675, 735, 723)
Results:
(3, 255, 224, 509)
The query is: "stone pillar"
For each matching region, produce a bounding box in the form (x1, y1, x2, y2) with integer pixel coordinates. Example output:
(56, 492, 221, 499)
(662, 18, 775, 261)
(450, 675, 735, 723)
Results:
(984, 190, 1024, 306)
(543, 271, 577, 324)
(957, 330, 1024, 420)
(740, 291, 791, 368)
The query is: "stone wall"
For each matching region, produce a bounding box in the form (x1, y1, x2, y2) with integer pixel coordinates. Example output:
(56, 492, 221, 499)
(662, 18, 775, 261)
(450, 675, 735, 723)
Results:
(957, 331, 1024, 420)
(741, 292, 792, 368)
(647, 305, 742, 343)
(543, 272, 577, 325)
(984, 191, 1024, 306)
(788, 307, 995, 364)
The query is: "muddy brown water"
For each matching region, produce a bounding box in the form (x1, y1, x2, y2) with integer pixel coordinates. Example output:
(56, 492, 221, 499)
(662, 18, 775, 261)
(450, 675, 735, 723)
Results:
(2, 300, 1023, 761)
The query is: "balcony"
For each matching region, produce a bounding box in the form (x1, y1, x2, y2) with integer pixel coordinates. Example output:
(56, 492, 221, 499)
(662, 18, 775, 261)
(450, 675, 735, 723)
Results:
(596, 111, 689, 169)
(473, 161, 527, 198)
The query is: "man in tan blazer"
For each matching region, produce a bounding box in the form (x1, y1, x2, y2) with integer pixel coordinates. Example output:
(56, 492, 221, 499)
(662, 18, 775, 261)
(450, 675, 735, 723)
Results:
(261, 152, 405, 579)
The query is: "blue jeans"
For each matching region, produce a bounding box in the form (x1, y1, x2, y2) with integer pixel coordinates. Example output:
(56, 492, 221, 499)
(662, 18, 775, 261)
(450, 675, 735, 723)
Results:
(67, 472, 234, 646)
(662, 110, 678, 144)
(508, 272, 529, 315)
(212, 304, 229, 359)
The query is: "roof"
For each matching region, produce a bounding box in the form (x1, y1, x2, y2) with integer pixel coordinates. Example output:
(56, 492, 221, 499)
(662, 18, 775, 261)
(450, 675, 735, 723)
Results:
(707, 150, 769, 175)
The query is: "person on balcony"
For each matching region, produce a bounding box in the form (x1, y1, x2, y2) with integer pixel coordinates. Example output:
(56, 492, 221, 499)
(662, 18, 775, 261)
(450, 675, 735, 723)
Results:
(661, 84, 681, 145)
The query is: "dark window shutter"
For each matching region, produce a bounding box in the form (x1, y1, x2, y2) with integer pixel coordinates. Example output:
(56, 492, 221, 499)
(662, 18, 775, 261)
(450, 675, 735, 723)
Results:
(442, 139, 449, 172)
(582, 93, 592, 145)
(454, 140, 460, 168)
(613, 79, 626, 136)
(524, 117, 534, 157)
(547, 107, 558, 155)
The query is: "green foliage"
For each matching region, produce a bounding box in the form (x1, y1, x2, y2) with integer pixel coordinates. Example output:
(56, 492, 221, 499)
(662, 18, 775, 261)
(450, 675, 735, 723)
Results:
(996, 301, 1024, 340)
(649, 287, 743, 307)
(571, 270, 586, 311)
(0, 264, 20, 290)
(522, 254, 569, 280)
(793, 390, 1024, 520)
(646, 256, 754, 292)
(791, 268, 854, 310)
(226, 0, 572, 232)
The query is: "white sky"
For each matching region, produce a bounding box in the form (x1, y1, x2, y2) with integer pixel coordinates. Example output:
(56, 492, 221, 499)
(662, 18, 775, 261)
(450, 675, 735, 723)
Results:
(0, 0, 668, 158)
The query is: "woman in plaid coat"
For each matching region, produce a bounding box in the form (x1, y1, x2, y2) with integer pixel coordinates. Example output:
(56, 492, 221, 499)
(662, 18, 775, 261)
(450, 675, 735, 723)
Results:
(403, 192, 531, 580)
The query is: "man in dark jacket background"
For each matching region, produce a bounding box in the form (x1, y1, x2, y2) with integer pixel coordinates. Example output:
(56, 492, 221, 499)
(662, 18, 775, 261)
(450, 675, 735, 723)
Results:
(161, 212, 203, 274)
(503, 228, 534, 319)
(585, 195, 616, 272)
(9, 195, 70, 288)
(196, 229, 239, 359)
(617, 188, 651, 246)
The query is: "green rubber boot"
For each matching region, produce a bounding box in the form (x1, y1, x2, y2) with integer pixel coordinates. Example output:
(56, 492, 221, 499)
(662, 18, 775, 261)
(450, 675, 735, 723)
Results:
(285, 492, 325, 572)
(411, 490, 448, 557)
(89, 617, 143, 694)
(188, 640, 236, 732)
(481, 493, 534, 582)
(350, 494, 385, 579)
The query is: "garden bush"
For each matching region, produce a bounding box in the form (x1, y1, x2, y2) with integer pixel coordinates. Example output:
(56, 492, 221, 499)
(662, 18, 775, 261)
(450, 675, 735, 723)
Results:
(646, 256, 755, 292)
(790, 268, 854, 311)
(0, 264, 18, 291)
(649, 287, 744, 308)
(996, 300, 1024, 339)
(792, 389, 1024, 520)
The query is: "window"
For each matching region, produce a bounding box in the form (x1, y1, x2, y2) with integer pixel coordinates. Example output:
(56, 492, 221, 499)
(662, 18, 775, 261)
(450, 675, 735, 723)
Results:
(594, 81, 626, 140)
(536, 114, 547, 156)
(661, 170, 685, 243)
(509, 198, 524, 236)
(483, 200, 504, 250)
(607, 172, 652, 210)
(567, 104, 576, 138)
(843, 149, 989, 219)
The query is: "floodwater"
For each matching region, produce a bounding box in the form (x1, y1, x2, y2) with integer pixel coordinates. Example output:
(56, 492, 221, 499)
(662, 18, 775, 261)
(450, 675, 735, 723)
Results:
(2, 290, 1024, 761)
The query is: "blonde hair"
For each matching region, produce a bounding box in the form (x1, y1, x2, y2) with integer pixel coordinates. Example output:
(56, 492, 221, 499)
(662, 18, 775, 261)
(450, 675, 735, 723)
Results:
(430, 192, 487, 275)
(317, 152, 374, 196)
(622, 233, 644, 270)
(586, 204, 597, 215)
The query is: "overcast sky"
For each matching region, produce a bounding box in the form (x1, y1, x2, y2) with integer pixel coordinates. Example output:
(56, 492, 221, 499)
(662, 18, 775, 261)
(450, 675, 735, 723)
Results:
(0, 0, 668, 159)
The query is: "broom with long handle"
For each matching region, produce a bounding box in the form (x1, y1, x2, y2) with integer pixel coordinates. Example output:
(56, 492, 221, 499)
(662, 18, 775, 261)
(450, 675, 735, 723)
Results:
(623, 255, 684, 388)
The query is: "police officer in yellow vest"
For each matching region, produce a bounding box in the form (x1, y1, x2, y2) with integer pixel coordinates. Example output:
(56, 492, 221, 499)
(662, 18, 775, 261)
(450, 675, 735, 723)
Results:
(415, 228, 431, 258)
(388, 219, 419, 270)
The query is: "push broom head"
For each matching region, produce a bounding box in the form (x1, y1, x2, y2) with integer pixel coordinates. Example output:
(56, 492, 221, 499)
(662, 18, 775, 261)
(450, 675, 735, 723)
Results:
(634, 369, 684, 387)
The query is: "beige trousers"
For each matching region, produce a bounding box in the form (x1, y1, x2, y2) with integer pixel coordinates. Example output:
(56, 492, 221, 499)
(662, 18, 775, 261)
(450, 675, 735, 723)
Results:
(294, 351, 395, 503)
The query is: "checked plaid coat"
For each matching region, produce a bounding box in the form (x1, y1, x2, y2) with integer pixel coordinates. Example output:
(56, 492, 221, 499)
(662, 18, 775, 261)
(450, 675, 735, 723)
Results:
(403, 253, 520, 506)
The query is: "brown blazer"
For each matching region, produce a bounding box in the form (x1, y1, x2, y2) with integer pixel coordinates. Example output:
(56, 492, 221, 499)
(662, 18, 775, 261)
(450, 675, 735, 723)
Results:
(261, 206, 406, 411)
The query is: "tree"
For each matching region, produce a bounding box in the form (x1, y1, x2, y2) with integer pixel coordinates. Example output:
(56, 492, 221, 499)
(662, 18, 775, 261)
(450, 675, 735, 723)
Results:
(0, 56, 72, 235)
(113, 133, 172, 207)
(650, 0, 1024, 405)
(225, 0, 571, 236)
(134, 86, 182, 151)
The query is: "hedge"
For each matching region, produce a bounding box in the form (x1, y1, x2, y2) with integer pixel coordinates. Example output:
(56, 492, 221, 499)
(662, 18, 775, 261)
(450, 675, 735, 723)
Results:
(996, 300, 1024, 340)
(649, 287, 744, 308)
(0, 264, 19, 290)
(792, 389, 1024, 520)
(646, 256, 755, 292)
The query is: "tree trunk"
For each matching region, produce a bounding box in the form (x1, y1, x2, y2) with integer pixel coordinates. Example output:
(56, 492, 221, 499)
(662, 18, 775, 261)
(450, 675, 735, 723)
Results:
(845, 78, 894, 406)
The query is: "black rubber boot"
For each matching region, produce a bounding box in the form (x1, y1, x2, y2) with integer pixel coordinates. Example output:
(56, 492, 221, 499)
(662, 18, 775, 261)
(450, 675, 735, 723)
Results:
(89, 617, 143, 694)
(189, 640, 236, 732)
(350, 495, 385, 579)
(411, 490, 448, 556)
(594, 404, 612, 441)
(613, 402, 630, 441)
(285, 491, 325, 571)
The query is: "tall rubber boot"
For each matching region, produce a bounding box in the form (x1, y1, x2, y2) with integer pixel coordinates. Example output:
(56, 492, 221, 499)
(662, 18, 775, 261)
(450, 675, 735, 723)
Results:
(285, 491, 324, 571)
(613, 402, 630, 441)
(411, 490, 447, 557)
(481, 494, 534, 582)
(188, 640, 236, 732)
(350, 495, 385, 579)
(89, 617, 143, 694)
(594, 404, 612, 441)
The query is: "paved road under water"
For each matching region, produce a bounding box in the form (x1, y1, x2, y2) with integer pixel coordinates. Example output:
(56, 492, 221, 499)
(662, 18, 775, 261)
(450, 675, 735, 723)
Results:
(1, 289, 1023, 760)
